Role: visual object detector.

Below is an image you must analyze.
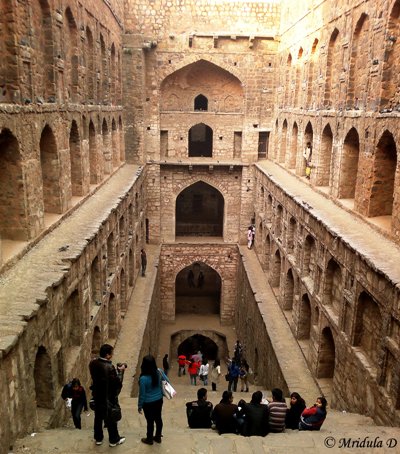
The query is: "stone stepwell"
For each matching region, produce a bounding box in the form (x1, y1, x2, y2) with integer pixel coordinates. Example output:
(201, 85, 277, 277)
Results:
(13, 378, 400, 454)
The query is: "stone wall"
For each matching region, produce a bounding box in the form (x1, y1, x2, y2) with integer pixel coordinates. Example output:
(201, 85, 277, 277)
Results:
(122, 0, 279, 164)
(253, 163, 400, 426)
(159, 243, 239, 324)
(272, 0, 400, 244)
(235, 257, 290, 394)
(0, 167, 146, 451)
(147, 163, 252, 244)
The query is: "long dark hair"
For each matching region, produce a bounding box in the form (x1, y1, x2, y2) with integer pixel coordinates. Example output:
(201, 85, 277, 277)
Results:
(140, 355, 159, 387)
(290, 392, 306, 408)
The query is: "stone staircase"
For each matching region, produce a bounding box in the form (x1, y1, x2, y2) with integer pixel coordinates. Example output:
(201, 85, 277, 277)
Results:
(12, 377, 400, 453)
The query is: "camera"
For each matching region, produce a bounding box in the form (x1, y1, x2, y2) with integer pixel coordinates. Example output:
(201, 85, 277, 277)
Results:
(117, 362, 128, 369)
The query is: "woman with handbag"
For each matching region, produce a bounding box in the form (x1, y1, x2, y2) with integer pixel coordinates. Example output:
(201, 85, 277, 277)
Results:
(138, 355, 170, 445)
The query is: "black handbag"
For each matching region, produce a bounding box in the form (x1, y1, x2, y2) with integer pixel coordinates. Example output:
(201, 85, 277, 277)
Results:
(107, 399, 122, 422)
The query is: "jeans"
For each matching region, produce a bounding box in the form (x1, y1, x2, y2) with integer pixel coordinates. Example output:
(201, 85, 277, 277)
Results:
(228, 377, 238, 392)
(93, 401, 121, 444)
(71, 401, 84, 429)
(143, 399, 163, 440)
(178, 366, 186, 376)
(190, 374, 197, 385)
(202, 374, 208, 386)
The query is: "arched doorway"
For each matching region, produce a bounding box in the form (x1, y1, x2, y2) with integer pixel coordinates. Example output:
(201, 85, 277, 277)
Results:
(175, 263, 221, 315)
(34, 346, 54, 409)
(177, 334, 219, 360)
(91, 326, 101, 357)
(188, 123, 213, 157)
(175, 181, 224, 236)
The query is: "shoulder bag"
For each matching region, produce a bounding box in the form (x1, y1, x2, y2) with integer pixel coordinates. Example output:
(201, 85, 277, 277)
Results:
(158, 369, 177, 399)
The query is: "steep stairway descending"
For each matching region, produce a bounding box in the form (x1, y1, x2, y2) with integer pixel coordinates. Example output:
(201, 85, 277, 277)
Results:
(13, 378, 400, 454)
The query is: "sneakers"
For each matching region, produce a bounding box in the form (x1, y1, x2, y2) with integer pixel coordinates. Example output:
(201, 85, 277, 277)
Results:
(141, 438, 154, 445)
(95, 441, 103, 446)
(109, 437, 126, 447)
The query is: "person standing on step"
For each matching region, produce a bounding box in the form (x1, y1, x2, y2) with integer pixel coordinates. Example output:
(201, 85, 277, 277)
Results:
(162, 354, 170, 376)
(141, 249, 147, 277)
(138, 355, 170, 445)
(210, 358, 221, 392)
(61, 378, 88, 430)
(187, 357, 200, 386)
(239, 360, 250, 393)
(89, 344, 126, 447)
(199, 358, 209, 386)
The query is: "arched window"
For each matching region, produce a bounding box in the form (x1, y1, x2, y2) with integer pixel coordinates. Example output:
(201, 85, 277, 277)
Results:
(194, 94, 208, 111)
(176, 181, 224, 236)
(188, 123, 213, 157)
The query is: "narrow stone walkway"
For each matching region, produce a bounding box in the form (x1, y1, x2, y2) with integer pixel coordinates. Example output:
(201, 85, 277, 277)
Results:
(256, 161, 400, 285)
(0, 165, 140, 352)
(240, 246, 321, 406)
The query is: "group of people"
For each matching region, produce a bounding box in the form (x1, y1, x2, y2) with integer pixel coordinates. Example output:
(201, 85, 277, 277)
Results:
(177, 352, 222, 390)
(62, 345, 327, 447)
(186, 387, 327, 436)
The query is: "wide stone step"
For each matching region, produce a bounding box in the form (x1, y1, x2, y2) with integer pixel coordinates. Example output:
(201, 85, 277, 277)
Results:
(13, 382, 400, 453)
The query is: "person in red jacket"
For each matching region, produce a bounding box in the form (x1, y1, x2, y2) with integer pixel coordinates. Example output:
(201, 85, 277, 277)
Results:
(299, 397, 327, 431)
(187, 357, 200, 385)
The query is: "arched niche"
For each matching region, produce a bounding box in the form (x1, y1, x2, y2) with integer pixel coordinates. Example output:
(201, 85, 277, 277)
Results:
(175, 262, 221, 315)
(194, 94, 208, 111)
(34, 346, 54, 409)
(160, 59, 243, 112)
(188, 123, 213, 157)
(317, 326, 335, 378)
(175, 181, 224, 237)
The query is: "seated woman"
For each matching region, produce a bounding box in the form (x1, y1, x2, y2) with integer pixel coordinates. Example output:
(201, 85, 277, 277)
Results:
(299, 397, 327, 431)
(285, 392, 306, 430)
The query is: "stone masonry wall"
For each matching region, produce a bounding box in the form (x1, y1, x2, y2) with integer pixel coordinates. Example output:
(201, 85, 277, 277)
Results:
(0, 167, 147, 451)
(272, 0, 400, 244)
(160, 243, 239, 325)
(253, 164, 400, 426)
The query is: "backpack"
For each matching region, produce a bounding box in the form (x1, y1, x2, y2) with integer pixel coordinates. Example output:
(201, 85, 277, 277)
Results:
(61, 381, 73, 400)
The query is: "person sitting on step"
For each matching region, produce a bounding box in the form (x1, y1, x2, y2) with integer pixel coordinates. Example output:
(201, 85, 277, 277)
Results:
(186, 387, 213, 429)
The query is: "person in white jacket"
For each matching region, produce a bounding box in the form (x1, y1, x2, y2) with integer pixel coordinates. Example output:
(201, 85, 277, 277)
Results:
(199, 359, 209, 386)
(210, 358, 221, 391)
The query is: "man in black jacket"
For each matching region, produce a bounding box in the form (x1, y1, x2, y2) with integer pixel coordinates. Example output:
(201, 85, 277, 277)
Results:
(186, 388, 213, 428)
(238, 391, 269, 437)
(89, 344, 126, 447)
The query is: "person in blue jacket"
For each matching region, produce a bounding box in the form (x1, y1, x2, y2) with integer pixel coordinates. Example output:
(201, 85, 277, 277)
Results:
(138, 355, 170, 445)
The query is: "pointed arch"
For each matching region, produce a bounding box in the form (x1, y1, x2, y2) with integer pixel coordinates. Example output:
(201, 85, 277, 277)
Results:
(338, 127, 360, 199)
(102, 118, 111, 175)
(65, 7, 78, 102)
(317, 123, 333, 187)
(0, 0, 18, 102)
(175, 181, 224, 236)
(317, 327, 335, 378)
(0, 129, 28, 239)
(298, 294, 311, 339)
(324, 28, 339, 107)
(100, 34, 108, 104)
(194, 94, 208, 111)
(34, 0, 55, 101)
(288, 122, 298, 169)
(40, 125, 62, 213)
(175, 262, 222, 315)
(381, 2, 400, 109)
(368, 130, 397, 219)
(279, 120, 288, 163)
(294, 47, 303, 107)
(285, 54, 292, 106)
(85, 27, 95, 102)
(69, 120, 83, 196)
(188, 123, 213, 157)
(347, 14, 370, 109)
(307, 39, 319, 108)
(89, 120, 97, 183)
